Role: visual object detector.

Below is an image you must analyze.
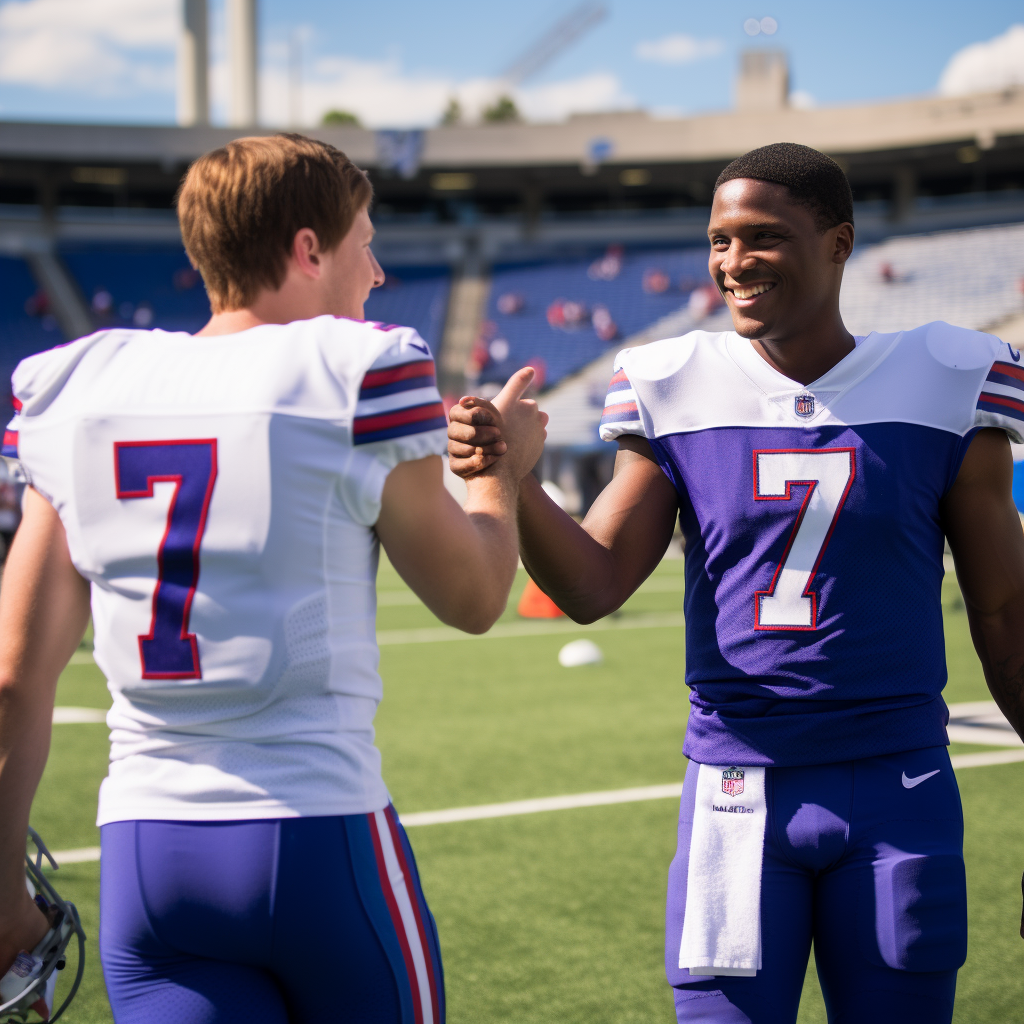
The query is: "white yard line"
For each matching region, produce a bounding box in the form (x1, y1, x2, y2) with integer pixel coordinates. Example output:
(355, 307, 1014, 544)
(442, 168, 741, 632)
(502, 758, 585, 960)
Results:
(377, 612, 684, 646)
(400, 782, 685, 827)
(46, 749, 1024, 867)
(52, 707, 107, 724)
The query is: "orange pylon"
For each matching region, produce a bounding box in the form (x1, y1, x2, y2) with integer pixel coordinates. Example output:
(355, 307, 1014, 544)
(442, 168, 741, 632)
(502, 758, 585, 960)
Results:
(517, 578, 566, 618)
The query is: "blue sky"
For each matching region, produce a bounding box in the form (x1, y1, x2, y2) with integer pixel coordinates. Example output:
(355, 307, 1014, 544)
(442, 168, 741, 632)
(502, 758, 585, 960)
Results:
(0, 0, 1021, 126)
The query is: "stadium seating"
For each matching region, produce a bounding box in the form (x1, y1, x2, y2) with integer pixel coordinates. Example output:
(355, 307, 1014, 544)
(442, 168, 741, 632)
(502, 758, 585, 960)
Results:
(477, 245, 717, 391)
(363, 264, 451, 353)
(59, 243, 212, 335)
(58, 244, 451, 353)
(840, 221, 1024, 336)
(0, 255, 63, 411)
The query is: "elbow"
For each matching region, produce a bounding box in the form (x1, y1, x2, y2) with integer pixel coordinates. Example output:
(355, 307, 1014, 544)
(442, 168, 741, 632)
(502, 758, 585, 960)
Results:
(557, 591, 622, 625)
(567, 608, 605, 625)
(446, 596, 508, 635)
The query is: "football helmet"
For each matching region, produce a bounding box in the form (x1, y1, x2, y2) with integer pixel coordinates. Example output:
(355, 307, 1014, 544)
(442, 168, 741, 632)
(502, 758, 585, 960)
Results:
(0, 829, 85, 1023)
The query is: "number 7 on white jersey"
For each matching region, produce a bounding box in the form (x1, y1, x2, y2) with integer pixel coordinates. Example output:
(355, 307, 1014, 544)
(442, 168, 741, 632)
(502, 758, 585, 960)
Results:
(753, 448, 856, 631)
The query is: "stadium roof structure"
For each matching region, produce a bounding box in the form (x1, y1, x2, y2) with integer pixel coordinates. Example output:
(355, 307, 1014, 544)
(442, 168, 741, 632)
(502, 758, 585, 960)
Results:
(1, 85, 1024, 169)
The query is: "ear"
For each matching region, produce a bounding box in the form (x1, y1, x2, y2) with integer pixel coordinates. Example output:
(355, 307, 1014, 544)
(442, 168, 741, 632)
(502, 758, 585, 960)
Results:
(831, 222, 855, 265)
(291, 228, 323, 280)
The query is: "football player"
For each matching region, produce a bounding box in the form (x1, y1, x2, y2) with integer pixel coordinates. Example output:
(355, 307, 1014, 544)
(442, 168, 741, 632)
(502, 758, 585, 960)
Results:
(0, 134, 546, 1024)
(447, 143, 1024, 1023)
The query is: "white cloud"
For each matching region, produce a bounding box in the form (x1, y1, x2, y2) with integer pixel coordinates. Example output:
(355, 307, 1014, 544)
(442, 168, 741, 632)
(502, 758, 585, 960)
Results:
(516, 73, 633, 122)
(0, 0, 631, 126)
(938, 23, 1024, 97)
(789, 90, 815, 110)
(258, 54, 633, 129)
(0, 0, 174, 93)
(634, 34, 722, 65)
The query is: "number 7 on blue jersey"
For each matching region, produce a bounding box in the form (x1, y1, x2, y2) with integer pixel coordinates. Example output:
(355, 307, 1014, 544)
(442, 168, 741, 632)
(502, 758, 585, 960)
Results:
(114, 440, 218, 679)
(753, 448, 856, 631)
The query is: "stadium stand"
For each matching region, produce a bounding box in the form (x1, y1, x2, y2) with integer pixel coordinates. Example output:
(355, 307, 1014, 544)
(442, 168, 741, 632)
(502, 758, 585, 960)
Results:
(840, 221, 1024, 335)
(363, 264, 451, 353)
(59, 243, 212, 334)
(475, 245, 721, 392)
(0, 255, 63, 409)
(57, 244, 450, 353)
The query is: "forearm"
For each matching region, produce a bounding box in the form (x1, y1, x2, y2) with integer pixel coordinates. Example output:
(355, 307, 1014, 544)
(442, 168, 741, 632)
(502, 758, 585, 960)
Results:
(450, 473, 522, 630)
(964, 601, 1024, 740)
(0, 685, 54, 904)
(517, 475, 620, 622)
(0, 490, 90, 913)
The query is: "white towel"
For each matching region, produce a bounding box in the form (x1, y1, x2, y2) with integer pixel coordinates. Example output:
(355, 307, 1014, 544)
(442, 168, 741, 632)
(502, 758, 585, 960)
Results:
(678, 763, 767, 977)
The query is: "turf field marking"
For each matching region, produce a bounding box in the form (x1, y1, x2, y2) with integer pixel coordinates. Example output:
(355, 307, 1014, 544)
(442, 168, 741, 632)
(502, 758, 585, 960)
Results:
(376, 577, 683, 608)
(377, 611, 684, 645)
(946, 700, 1023, 747)
(46, 750, 1024, 866)
(50, 846, 102, 864)
(64, 611, 685, 659)
(399, 782, 686, 827)
(949, 749, 1024, 768)
(53, 707, 107, 724)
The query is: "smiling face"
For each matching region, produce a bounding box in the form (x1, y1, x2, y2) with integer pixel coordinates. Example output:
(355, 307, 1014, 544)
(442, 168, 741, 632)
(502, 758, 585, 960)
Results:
(708, 178, 854, 342)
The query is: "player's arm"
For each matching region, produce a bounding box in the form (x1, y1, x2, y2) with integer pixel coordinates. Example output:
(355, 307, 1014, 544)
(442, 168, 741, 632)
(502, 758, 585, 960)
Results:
(0, 488, 91, 973)
(449, 402, 679, 623)
(940, 428, 1024, 741)
(375, 368, 547, 634)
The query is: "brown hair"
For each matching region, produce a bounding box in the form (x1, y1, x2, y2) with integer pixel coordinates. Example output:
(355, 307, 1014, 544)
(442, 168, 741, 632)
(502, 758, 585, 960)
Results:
(176, 133, 373, 312)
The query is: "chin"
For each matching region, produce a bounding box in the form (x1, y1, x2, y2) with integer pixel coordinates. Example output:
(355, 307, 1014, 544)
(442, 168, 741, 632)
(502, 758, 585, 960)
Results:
(729, 310, 770, 339)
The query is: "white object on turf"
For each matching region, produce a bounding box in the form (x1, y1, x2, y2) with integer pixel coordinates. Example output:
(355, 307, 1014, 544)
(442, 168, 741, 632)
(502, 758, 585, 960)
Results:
(558, 639, 603, 667)
(679, 764, 766, 977)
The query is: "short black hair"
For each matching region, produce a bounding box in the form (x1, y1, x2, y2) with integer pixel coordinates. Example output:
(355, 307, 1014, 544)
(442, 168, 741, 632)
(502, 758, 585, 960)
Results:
(714, 142, 854, 232)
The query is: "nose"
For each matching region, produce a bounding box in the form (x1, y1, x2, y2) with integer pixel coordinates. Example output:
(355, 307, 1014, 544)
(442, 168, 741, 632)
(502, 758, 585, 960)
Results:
(717, 239, 758, 282)
(370, 249, 385, 289)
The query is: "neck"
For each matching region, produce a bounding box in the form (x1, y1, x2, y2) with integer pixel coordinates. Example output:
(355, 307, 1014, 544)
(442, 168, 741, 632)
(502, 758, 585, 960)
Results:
(195, 308, 269, 337)
(749, 305, 855, 386)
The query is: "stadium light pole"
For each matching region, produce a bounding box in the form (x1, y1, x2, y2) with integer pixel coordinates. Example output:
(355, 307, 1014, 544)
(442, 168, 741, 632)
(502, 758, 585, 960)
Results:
(229, 0, 259, 127)
(177, 0, 209, 126)
(289, 28, 302, 128)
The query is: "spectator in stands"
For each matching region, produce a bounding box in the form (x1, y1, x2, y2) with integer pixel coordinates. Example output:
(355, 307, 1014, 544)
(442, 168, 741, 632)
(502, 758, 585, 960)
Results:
(497, 292, 526, 315)
(642, 268, 671, 294)
(592, 304, 618, 342)
(589, 245, 624, 282)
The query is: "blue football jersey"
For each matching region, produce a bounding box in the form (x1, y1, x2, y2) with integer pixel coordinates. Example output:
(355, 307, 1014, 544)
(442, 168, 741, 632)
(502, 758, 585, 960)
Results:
(600, 322, 1023, 767)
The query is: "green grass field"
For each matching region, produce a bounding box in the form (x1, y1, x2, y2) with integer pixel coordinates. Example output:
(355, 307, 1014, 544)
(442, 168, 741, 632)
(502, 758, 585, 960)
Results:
(26, 557, 1024, 1022)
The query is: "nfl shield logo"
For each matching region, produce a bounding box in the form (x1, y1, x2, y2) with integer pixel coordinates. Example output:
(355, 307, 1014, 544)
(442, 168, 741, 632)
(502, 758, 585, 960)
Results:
(722, 767, 745, 797)
(794, 393, 815, 418)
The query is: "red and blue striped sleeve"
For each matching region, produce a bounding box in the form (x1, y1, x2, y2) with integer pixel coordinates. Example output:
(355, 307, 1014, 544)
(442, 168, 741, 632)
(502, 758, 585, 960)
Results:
(2, 397, 21, 461)
(976, 344, 1024, 442)
(598, 362, 646, 441)
(352, 332, 448, 459)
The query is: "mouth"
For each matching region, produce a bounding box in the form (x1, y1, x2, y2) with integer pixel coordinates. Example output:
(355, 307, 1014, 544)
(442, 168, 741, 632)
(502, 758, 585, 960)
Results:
(727, 281, 776, 306)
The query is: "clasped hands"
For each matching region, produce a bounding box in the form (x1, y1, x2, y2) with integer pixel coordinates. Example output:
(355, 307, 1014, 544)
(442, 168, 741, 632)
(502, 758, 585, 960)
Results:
(448, 366, 545, 481)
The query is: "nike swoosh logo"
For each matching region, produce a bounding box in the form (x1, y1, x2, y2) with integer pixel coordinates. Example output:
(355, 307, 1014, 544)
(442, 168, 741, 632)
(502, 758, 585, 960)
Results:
(902, 769, 941, 789)
(410, 342, 430, 355)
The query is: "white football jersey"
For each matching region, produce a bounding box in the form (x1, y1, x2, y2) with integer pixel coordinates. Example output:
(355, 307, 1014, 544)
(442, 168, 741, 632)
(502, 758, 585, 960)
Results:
(3, 316, 448, 824)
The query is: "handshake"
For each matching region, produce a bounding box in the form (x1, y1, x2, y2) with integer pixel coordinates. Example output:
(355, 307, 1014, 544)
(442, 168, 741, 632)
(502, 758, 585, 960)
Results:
(446, 366, 548, 482)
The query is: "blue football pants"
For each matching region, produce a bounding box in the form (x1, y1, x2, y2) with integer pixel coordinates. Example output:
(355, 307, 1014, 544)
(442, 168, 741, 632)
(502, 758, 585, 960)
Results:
(100, 808, 444, 1024)
(666, 746, 967, 1024)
